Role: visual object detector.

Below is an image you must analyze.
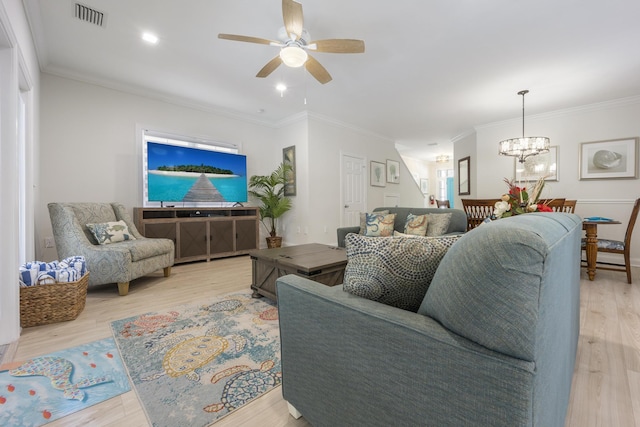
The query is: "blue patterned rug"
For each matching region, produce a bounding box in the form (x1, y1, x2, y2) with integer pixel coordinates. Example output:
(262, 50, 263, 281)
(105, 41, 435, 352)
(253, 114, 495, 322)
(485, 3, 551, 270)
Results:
(0, 338, 130, 426)
(110, 291, 281, 427)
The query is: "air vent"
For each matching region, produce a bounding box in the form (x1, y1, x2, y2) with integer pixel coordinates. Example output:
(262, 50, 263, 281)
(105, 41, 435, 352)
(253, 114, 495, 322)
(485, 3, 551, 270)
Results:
(74, 3, 106, 27)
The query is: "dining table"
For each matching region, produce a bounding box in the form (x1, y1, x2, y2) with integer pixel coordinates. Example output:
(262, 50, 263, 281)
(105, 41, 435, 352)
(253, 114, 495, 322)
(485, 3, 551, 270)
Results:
(582, 218, 622, 280)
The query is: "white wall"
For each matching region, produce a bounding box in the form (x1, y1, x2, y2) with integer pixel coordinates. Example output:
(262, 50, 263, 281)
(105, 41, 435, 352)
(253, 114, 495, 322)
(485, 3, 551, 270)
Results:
(273, 115, 308, 246)
(305, 116, 424, 245)
(38, 74, 424, 257)
(452, 131, 476, 209)
(38, 73, 280, 259)
(467, 98, 640, 266)
(0, 0, 40, 344)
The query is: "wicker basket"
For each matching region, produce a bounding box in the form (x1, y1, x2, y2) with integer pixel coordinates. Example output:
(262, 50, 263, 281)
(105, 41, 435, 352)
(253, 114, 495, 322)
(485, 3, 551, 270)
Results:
(20, 273, 89, 328)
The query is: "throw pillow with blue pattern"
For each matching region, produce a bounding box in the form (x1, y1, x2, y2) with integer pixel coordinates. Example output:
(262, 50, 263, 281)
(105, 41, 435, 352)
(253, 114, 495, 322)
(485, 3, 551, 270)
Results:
(344, 233, 461, 311)
(404, 213, 428, 236)
(86, 220, 136, 245)
(358, 210, 389, 234)
(363, 212, 396, 237)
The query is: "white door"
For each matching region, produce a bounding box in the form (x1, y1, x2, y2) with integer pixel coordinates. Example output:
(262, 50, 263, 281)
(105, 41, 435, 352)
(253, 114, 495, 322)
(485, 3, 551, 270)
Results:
(341, 153, 366, 226)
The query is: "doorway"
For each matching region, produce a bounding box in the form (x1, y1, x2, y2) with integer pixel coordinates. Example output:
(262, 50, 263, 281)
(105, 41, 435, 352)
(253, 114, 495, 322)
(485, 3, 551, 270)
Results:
(341, 153, 366, 226)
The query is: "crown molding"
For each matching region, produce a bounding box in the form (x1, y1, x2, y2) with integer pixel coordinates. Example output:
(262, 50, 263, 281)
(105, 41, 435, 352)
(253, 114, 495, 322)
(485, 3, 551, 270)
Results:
(41, 68, 279, 128)
(305, 111, 395, 143)
(476, 95, 640, 131)
(451, 129, 476, 144)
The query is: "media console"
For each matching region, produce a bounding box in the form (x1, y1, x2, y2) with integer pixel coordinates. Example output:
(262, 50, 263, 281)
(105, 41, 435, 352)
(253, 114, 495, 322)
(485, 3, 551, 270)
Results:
(133, 207, 260, 264)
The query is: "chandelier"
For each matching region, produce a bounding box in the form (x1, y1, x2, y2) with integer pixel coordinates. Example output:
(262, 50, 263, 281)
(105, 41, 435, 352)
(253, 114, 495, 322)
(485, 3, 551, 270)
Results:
(498, 90, 550, 163)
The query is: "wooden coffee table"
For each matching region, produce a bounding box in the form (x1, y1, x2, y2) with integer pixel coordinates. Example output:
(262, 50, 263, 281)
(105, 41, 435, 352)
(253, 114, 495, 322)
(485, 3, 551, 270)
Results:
(249, 243, 347, 301)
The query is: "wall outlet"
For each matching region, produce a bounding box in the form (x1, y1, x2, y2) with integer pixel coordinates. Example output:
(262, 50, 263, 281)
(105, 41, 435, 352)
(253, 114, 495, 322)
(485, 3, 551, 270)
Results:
(44, 237, 54, 248)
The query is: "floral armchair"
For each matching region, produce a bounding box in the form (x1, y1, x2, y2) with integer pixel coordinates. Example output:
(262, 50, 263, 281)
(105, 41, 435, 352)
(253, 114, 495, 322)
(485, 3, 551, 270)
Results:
(48, 202, 174, 295)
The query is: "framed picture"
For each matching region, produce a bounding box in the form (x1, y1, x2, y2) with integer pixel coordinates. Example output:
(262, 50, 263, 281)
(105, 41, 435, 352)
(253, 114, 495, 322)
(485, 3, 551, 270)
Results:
(370, 161, 386, 187)
(420, 178, 429, 194)
(579, 137, 639, 180)
(515, 146, 558, 181)
(386, 159, 400, 184)
(283, 145, 296, 196)
(458, 156, 470, 195)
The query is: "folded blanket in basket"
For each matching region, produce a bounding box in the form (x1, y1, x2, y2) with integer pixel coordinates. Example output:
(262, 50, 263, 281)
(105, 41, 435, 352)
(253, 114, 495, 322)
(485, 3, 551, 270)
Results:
(61, 255, 87, 276)
(35, 267, 79, 285)
(19, 256, 86, 287)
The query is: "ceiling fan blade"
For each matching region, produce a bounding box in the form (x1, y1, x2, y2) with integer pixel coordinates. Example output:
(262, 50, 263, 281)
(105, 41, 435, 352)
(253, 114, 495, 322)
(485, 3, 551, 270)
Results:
(310, 39, 365, 54)
(218, 33, 279, 46)
(305, 55, 332, 84)
(282, 0, 303, 40)
(256, 56, 283, 78)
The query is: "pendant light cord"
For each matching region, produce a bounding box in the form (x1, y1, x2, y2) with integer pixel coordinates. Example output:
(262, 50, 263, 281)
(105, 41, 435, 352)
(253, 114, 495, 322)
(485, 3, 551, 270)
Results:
(518, 89, 529, 138)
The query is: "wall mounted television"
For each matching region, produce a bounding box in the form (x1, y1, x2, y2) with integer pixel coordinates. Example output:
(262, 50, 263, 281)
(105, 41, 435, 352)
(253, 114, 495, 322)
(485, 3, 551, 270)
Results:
(143, 139, 248, 206)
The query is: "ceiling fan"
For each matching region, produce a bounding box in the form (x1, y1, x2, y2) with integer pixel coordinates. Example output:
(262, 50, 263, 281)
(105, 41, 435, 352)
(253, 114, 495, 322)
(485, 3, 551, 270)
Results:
(218, 0, 365, 84)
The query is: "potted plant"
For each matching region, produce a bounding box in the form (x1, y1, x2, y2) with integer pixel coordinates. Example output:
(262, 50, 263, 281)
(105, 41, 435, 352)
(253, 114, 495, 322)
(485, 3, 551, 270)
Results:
(248, 162, 293, 248)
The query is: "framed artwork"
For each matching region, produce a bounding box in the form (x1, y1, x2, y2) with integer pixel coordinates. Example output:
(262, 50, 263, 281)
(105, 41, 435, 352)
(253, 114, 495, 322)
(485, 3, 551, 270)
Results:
(386, 159, 400, 183)
(515, 146, 558, 181)
(283, 145, 296, 196)
(370, 161, 386, 187)
(420, 178, 429, 194)
(458, 156, 470, 195)
(579, 137, 639, 180)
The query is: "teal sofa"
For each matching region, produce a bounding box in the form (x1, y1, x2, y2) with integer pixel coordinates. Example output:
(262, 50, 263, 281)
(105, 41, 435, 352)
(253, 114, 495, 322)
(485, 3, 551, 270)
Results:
(277, 213, 581, 426)
(336, 206, 467, 247)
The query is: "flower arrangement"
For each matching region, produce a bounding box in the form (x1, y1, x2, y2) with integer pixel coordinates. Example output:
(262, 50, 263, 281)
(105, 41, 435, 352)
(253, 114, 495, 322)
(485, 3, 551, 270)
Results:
(493, 177, 553, 218)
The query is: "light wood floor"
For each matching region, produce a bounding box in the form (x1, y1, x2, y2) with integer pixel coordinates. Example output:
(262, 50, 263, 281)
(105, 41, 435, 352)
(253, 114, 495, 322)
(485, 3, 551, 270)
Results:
(7, 256, 640, 426)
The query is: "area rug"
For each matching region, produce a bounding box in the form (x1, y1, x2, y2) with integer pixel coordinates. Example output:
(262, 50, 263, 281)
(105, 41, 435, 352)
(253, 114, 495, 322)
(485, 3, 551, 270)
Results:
(110, 291, 280, 427)
(0, 338, 130, 427)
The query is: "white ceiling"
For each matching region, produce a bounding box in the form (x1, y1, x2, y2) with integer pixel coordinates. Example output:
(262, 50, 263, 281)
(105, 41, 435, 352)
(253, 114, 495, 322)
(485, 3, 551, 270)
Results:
(23, 0, 640, 160)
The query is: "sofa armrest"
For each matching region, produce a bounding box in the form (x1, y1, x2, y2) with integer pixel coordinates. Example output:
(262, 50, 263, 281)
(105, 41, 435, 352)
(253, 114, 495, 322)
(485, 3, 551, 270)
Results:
(336, 226, 360, 248)
(276, 275, 535, 426)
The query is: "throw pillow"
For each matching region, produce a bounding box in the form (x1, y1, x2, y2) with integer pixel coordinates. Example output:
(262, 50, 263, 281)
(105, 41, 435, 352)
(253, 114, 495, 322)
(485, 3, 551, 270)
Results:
(343, 233, 461, 311)
(393, 231, 421, 238)
(364, 213, 396, 237)
(359, 210, 389, 234)
(404, 213, 428, 236)
(86, 220, 136, 245)
(426, 213, 452, 237)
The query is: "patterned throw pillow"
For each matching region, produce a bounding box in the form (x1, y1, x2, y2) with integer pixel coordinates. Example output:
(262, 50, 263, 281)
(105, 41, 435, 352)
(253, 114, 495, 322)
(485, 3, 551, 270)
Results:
(393, 231, 420, 238)
(364, 213, 396, 237)
(404, 213, 428, 236)
(343, 233, 461, 311)
(426, 213, 452, 237)
(86, 220, 136, 245)
(359, 210, 389, 234)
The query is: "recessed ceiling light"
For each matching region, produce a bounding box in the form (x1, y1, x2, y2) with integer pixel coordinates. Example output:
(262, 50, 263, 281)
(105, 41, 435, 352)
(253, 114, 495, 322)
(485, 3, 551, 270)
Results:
(276, 83, 287, 97)
(142, 32, 158, 44)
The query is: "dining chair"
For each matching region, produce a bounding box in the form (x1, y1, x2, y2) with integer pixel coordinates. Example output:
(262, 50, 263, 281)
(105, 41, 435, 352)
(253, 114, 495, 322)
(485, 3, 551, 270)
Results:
(561, 200, 577, 213)
(460, 199, 501, 231)
(435, 199, 450, 208)
(538, 198, 566, 212)
(581, 198, 640, 284)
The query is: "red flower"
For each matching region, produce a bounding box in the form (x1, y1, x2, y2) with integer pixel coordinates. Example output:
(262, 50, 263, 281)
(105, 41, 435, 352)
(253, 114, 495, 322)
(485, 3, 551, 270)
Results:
(537, 204, 553, 212)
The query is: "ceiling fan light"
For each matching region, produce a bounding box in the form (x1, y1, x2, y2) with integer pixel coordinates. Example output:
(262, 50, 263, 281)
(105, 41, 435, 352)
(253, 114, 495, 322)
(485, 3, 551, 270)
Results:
(280, 46, 308, 68)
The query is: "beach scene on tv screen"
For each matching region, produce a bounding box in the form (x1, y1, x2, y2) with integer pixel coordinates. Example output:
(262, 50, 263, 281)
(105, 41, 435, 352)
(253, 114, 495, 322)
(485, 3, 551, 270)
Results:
(147, 141, 248, 203)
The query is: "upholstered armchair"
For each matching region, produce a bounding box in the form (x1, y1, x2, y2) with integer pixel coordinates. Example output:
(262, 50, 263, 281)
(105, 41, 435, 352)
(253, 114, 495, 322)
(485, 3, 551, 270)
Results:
(48, 202, 174, 295)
